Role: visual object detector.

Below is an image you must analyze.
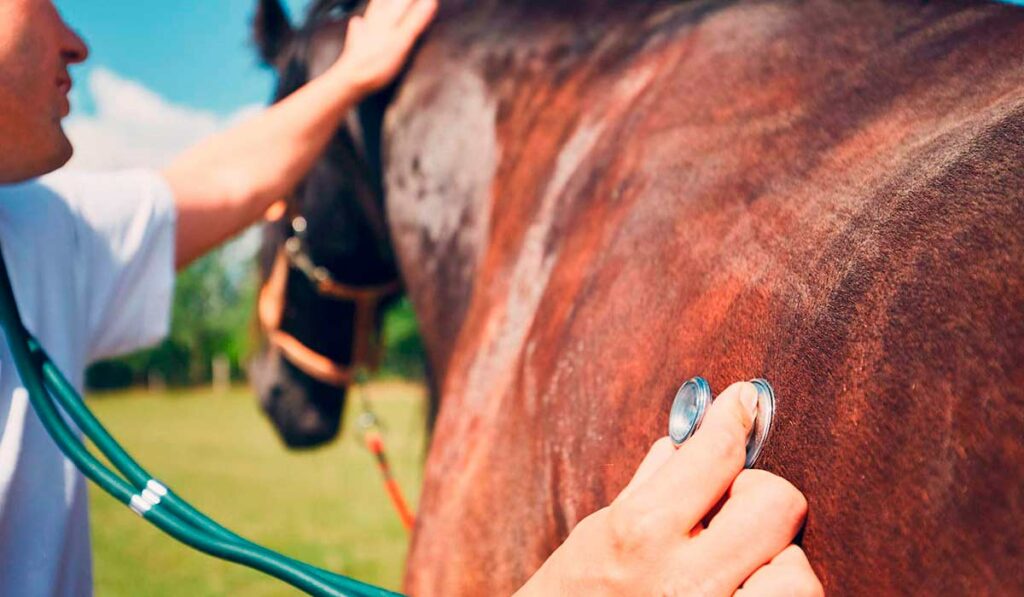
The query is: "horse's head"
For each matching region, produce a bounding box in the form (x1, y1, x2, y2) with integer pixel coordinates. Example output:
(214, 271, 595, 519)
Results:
(250, 0, 400, 449)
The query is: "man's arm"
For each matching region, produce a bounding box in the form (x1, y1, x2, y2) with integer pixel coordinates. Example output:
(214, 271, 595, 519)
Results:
(163, 0, 436, 270)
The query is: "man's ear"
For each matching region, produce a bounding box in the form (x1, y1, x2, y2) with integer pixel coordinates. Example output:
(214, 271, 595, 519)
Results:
(253, 0, 294, 66)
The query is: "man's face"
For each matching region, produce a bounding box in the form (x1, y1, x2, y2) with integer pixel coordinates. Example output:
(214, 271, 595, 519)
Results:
(0, 0, 87, 183)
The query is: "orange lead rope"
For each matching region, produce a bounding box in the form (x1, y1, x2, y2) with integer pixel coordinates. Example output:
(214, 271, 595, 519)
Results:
(361, 424, 416, 532)
(355, 385, 416, 532)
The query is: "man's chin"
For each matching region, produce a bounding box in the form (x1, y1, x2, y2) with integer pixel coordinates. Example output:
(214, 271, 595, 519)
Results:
(18, 132, 74, 182)
(46, 131, 74, 172)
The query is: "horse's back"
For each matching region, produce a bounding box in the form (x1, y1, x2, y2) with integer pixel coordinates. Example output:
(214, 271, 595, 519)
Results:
(385, 1, 1024, 593)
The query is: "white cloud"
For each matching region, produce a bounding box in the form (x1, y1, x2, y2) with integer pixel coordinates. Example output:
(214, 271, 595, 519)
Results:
(63, 67, 261, 171)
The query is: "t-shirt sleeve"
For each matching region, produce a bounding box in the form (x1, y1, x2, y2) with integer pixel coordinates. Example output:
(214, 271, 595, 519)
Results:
(41, 169, 177, 363)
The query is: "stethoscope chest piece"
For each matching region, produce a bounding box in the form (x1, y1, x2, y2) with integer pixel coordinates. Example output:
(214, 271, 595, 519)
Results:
(744, 378, 776, 467)
(669, 377, 712, 446)
(667, 376, 777, 468)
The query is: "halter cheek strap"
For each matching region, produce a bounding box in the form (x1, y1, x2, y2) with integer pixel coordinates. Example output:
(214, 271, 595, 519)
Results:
(257, 242, 400, 388)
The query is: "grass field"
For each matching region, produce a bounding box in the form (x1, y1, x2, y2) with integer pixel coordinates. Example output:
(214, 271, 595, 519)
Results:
(87, 382, 427, 596)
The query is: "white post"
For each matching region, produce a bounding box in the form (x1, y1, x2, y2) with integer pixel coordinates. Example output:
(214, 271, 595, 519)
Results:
(212, 355, 230, 394)
(147, 370, 166, 394)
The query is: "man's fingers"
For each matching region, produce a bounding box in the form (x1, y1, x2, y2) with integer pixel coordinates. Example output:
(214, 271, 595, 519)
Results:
(399, 0, 437, 36)
(618, 381, 758, 531)
(688, 470, 808, 594)
(735, 545, 823, 597)
(362, 0, 385, 22)
(388, 0, 420, 22)
(346, 15, 365, 42)
(614, 437, 675, 503)
(366, 0, 417, 24)
(768, 543, 814, 568)
(364, 0, 403, 22)
(361, 0, 435, 43)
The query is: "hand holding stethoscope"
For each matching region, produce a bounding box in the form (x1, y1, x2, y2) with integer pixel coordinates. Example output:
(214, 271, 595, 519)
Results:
(515, 382, 822, 597)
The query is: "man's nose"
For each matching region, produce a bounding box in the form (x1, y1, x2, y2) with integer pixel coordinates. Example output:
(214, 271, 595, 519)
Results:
(60, 21, 89, 65)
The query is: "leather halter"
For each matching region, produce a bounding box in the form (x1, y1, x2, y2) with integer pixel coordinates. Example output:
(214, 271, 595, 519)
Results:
(257, 10, 399, 389)
(258, 214, 400, 387)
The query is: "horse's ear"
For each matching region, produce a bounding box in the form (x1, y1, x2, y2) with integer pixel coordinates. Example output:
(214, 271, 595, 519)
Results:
(253, 0, 294, 66)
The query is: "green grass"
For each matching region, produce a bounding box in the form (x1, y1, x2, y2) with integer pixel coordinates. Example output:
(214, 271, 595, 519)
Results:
(86, 382, 426, 596)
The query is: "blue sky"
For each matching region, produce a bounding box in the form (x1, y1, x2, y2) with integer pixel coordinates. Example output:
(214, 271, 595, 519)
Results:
(57, 0, 309, 118)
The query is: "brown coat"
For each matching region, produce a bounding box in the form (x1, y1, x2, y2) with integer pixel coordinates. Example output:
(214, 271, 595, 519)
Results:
(383, 1, 1024, 594)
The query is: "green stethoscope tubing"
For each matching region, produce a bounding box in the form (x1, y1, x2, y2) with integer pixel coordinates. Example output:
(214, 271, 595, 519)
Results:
(0, 246, 400, 597)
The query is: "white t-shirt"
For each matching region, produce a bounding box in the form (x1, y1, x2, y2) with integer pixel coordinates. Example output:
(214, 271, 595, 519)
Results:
(0, 169, 176, 596)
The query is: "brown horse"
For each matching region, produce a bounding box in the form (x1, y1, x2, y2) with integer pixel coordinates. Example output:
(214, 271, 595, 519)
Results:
(254, 0, 1024, 594)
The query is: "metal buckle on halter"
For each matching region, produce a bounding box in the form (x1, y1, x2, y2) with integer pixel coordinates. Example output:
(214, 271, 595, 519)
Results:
(354, 368, 383, 432)
(284, 217, 332, 289)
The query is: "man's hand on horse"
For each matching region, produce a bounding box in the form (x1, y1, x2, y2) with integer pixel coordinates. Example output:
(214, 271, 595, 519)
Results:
(331, 0, 438, 95)
(164, 0, 437, 269)
(516, 382, 823, 596)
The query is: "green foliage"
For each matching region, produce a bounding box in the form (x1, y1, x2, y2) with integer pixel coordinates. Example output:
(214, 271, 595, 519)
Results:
(165, 251, 257, 384)
(379, 297, 426, 380)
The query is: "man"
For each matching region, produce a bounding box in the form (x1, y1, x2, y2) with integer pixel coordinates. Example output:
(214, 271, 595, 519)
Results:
(0, 0, 821, 595)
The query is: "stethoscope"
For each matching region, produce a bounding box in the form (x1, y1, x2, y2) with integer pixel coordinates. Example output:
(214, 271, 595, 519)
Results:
(0, 238, 777, 596)
(668, 376, 777, 467)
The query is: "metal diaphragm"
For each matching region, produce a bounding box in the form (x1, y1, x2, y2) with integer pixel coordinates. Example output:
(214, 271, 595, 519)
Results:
(669, 376, 712, 446)
(667, 376, 778, 468)
(745, 378, 776, 468)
